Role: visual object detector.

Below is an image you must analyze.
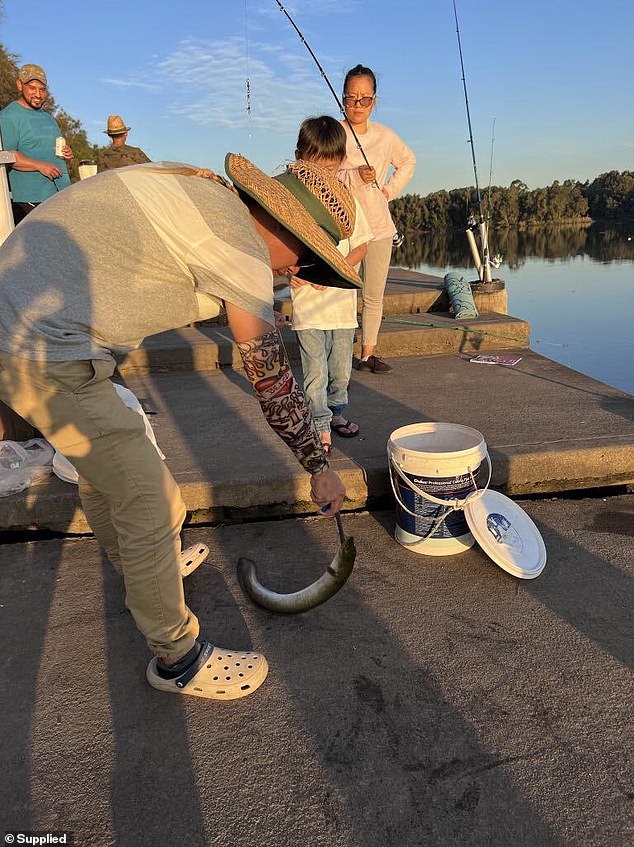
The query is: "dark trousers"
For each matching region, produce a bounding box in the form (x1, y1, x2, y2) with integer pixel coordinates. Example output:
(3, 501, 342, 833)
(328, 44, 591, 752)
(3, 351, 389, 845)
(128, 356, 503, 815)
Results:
(11, 201, 39, 225)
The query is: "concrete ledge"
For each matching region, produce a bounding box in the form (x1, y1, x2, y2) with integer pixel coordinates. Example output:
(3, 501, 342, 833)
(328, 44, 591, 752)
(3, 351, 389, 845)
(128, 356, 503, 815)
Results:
(489, 439, 634, 494)
(4, 436, 631, 534)
(1, 350, 631, 533)
(274, 269, 509, 319)
(366, 312, 528, 357)
(117, 325, 242, 376)
(117, 312, 528, 377)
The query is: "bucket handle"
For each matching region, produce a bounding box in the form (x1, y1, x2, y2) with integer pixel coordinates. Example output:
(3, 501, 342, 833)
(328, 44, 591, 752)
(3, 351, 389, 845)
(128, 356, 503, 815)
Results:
(387, 451, 491, 550)
(388, 450, 492, 512)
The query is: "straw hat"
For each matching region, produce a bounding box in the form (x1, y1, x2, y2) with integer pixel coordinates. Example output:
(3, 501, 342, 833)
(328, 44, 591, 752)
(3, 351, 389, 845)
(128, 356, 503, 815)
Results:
(105, 115, 130, 136)
(279, 160, 356, 240)
(225, 153, 362, 290)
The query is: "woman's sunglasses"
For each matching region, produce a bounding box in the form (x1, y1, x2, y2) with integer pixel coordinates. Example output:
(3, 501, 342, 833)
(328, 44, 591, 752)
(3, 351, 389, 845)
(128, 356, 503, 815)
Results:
(342, 95, 375, 108)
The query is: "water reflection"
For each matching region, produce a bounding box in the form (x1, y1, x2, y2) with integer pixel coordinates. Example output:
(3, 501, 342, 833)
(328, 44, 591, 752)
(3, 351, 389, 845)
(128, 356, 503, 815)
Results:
(393, 223, 634, 395)
(393, 222, 634, 270)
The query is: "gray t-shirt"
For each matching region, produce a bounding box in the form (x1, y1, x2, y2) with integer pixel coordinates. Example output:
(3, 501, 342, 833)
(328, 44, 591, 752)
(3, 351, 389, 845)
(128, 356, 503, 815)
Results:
(0, 163, 275, 361)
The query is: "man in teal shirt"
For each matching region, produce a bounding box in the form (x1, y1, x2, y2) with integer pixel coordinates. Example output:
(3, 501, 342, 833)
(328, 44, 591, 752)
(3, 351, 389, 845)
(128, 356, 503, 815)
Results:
(0, 63, 73, 224)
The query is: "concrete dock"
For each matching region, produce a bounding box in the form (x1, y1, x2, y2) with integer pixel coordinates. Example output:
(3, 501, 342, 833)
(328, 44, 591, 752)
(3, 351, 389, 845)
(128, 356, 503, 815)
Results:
(0, 269, 631, 533)
(0, 498, 632, 846)
(0, 269, 632, 846)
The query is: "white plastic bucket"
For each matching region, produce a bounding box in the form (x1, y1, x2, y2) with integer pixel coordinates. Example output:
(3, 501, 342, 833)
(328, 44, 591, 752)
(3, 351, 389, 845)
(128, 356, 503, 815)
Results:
(388, 422, 490, 556)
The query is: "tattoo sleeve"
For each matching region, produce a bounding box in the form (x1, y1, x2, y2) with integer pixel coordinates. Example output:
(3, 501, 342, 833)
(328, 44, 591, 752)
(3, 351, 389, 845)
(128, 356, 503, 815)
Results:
(237, 331, 328, 474)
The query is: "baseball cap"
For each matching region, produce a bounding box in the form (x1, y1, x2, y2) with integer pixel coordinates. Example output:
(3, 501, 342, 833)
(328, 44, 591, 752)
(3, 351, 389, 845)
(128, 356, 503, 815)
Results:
(18, 64, 47, 85)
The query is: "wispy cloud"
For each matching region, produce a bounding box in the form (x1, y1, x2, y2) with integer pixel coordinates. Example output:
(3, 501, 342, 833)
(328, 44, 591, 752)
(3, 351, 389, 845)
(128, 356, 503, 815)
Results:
(96, 2, 357, 137)
(157, 36, 338, 132)
(100, 77, 161, 93)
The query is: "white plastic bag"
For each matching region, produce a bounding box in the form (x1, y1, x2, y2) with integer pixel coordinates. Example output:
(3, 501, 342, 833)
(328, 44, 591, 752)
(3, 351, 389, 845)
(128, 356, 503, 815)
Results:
(22, 438, 55, 482)
(0, 441, 32, 496)
(0, 438, 55, 496)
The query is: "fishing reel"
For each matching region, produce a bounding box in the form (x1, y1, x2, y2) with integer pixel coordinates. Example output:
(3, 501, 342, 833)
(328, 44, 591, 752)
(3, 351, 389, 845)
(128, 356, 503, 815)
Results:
(392, 231, 405, 248)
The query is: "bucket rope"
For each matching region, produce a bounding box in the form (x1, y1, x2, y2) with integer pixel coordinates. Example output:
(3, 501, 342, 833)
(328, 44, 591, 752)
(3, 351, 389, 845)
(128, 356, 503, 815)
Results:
(388, 450, 491, 550)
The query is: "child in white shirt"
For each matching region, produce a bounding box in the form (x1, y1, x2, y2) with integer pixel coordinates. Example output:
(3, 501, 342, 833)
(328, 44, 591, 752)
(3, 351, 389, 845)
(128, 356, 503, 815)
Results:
(285, 116, 373, 455)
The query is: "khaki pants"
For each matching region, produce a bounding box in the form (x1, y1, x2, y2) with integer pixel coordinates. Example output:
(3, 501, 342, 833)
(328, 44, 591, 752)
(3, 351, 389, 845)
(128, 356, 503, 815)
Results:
(360, 236, 394, 348)
(0, 351, 199, 659)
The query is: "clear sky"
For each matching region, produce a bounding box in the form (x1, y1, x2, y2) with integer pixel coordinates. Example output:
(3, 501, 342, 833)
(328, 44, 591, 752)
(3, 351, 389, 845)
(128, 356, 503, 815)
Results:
(1, 0, 631, 195)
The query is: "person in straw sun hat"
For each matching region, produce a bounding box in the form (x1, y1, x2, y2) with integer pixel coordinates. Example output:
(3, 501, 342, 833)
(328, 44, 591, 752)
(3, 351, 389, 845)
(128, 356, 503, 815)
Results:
(0, 153, 361, 702)
(105, 114, 130, 135)
(96, 114, 150, 172)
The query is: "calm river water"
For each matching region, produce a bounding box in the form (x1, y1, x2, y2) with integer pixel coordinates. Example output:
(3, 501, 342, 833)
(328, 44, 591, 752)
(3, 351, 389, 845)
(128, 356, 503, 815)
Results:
(393, 222, 634, 395)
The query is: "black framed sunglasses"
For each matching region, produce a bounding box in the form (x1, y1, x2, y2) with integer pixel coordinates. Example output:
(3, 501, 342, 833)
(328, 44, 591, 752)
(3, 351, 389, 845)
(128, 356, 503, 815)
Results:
(342, 95, 375, 108)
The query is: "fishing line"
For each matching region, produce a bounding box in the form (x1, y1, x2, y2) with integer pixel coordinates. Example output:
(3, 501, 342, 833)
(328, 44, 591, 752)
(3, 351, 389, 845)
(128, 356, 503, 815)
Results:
(244, 0, 253, 146)
(272, 0, 379, 189)
(487, 117, 495, 221)
(452, 0, 492, 281)
(487, 118, 503, 268)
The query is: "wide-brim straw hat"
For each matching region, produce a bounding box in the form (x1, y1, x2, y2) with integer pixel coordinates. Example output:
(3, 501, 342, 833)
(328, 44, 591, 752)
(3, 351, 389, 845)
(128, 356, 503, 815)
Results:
(225, 153, 362, 290)
(105, 115, 131, 136)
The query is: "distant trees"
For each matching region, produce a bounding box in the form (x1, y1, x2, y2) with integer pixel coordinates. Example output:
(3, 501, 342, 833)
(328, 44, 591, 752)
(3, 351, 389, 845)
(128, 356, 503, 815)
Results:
(391, 172, 633, 233)
(0, 44, 19, 108)
(585, 170, 634, 219)
(54, 109, 102, 181)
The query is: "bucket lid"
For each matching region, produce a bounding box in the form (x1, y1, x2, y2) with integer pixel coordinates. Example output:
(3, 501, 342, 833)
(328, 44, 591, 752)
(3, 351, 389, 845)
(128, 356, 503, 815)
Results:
(464, 490, 546, 579)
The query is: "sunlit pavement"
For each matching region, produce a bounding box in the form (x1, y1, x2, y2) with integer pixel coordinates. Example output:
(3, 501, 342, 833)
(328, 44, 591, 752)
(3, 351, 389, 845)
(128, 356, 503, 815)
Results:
(0, 495, 632, 846)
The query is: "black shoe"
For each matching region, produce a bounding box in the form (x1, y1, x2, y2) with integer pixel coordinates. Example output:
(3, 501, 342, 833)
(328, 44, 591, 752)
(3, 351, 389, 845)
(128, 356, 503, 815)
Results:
(355, 354, 393, 374)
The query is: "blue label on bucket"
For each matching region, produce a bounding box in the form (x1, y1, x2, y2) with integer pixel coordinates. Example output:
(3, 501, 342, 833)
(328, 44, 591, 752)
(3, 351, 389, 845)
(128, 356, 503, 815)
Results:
(395, 468, 480, 540)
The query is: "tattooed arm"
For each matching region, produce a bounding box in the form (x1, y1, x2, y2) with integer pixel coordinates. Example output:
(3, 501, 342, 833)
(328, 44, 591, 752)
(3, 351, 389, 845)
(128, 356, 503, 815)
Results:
(237, 330, 327, 474)
(226, 303, 346, 514)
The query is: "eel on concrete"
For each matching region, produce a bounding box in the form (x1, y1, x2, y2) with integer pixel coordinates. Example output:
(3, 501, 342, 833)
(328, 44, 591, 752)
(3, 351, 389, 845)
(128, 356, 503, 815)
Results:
(237, 513, 356, 614)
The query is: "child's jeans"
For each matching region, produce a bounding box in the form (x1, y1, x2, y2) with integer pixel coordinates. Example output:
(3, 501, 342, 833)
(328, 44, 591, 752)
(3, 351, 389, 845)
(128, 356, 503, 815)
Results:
(296, 328, 355, 433)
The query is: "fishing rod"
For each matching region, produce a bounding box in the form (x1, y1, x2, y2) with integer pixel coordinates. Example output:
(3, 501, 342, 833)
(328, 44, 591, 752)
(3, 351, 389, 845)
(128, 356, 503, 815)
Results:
(452, 0, 492, 282)
(485, 118, 503, 270)
(487, 117, 495, 217)
(272, 0, 380, 191)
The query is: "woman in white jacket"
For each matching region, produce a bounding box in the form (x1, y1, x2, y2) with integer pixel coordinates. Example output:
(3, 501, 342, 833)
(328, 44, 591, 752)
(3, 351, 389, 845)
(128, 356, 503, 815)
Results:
(339, 64, 416, 374)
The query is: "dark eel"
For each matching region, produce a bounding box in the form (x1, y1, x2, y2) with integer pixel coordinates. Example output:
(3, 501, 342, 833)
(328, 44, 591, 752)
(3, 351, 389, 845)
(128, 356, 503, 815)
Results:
(237, 513, 356, 614)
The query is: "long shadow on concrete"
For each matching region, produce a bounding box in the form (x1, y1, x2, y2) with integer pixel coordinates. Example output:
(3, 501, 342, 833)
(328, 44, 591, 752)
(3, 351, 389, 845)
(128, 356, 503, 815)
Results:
(185, 502, 630, 846)
(8, 327, 619, 845)
(100, 552, 242, 847)
(115, 342, 560, 846)
(0, 539, 62, 834)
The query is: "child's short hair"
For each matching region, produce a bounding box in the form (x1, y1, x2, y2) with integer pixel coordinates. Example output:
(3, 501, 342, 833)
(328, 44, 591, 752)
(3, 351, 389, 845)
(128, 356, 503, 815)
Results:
(296, 115, 346, 163)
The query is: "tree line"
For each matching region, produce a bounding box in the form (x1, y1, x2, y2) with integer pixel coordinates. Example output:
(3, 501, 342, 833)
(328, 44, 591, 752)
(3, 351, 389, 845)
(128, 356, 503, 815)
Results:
(393, 221, 634, 271)
(391, 172, 634, 233)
